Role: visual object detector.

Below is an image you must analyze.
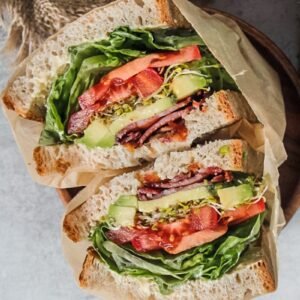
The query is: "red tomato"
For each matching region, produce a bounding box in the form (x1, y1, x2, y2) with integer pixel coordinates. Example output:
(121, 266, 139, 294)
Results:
(131, 233, 162, 252)
(130, 68, 163, 98)
(189, 206, 219, 231)
(222, 199, 266, 225)
(150, 45, 201, 68)
(165, 225, 228, 254)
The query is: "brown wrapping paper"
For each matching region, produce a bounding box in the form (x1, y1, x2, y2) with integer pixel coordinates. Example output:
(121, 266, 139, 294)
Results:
(57, 0, 285, 297)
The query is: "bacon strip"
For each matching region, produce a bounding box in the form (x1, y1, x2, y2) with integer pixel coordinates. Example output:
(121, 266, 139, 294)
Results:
(146, 167, 223, 189)
(138, 167, 226, 200)
(116, 97, 192, 143)
(67, 103, 100, 134)
(137, 106, 193, 145)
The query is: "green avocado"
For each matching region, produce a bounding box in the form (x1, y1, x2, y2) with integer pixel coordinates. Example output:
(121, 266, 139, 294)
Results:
(76, 119, 115, 148)
(76, 97, 174, 148)
(138, 186, 211, 213)
(108, 205, 136, 226)
(109, 97, 174, 134)
(217, 183, 253, 209)
(115, 195, 138, 208)
(171, 74, 208, 99)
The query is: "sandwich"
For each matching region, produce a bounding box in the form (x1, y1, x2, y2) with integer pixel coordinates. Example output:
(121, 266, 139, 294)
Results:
(2, 0, 256, 178)
(63, 139, 275, 299)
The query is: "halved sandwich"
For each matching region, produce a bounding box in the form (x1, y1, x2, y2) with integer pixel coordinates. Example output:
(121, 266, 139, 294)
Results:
(63, 139, 274, 298)
(2, 0, 256, 178)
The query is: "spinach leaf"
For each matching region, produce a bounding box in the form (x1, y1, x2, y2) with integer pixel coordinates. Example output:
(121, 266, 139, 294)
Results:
(90, 213, 264, 294)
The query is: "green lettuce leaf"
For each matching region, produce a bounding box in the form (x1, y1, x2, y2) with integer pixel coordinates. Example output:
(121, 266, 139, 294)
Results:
(39, 27, 204, 145)
(189, 47, 237, 91)
(90, 213, 264, 295)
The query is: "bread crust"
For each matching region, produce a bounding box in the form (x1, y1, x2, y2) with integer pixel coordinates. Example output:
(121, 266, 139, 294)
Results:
(79, 248, 275, 300)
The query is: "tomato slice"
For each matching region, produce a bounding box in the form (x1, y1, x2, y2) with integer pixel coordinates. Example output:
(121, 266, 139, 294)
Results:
(106, 80, 136, 103)
(189, 206, 219, 231)
(165, 225, 228, 254)
(222, 199, 266, 225)
(78, 46, 201, 109)
(150, 45, 201, 68)
(131, 68, 163, 98)
(131, 233, 162, 252)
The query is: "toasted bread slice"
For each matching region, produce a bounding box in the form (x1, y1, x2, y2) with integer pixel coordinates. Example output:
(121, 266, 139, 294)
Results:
(63, 139, 263, 242)
(79, 247, 275, 300)
(2, 0, 187, 120)
(34, 90, 257, 176)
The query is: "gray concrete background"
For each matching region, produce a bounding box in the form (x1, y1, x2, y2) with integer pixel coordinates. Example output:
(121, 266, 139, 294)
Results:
(0, 1, 299, 299)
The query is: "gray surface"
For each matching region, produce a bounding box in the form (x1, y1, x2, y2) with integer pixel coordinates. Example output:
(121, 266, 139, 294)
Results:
(195, 0, 300, 70)
(0, 1, 299, 299)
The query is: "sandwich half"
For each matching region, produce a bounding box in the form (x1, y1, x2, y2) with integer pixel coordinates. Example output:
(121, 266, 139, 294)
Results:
(2, 0, 257, 178)
(63, 139, 275, 299)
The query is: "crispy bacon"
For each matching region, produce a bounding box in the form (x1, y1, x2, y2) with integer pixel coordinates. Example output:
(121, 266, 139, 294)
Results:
(137, 106, 193, 145)
(146, 167, 223, 189)
(106, 227, 137, 244)
(116, 97, 192, 143)
(138, 167, 225, 200)
(67, 103, 100, 134)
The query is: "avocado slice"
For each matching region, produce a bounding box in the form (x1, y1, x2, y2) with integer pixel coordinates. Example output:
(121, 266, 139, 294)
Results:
(115, 195, 138, 208)
(76, 97, 174, 148)
(109, 97, 174, 134)
(76, 119, 115, 148)
(108, 205, 136, 226)
(138, 186, 211, 213)
(217, 184, 253, 209)
(171, 74, 208, 99)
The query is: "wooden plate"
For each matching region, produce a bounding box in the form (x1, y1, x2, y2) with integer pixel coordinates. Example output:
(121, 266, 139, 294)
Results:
(57, 8, 300, 223)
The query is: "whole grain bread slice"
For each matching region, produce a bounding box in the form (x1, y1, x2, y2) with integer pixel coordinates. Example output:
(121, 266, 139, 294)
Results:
(63, 139, 263, 242)
(79, 247, 275, 300)
(34, 90, 257, 176)
(2, 0, 187, 120)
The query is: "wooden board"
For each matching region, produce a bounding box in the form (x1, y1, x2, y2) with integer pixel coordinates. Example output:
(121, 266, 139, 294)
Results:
(57, 7, 300, 223)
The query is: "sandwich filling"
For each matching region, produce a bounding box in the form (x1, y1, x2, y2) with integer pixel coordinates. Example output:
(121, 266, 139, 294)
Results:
(90, 166, 267, 294)
(40, 27, 237, 148)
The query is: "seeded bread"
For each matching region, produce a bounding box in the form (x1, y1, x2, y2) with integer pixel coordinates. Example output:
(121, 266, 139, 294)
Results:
(79, 247, 275, 300)
(34, 90, 257, 176)
(2, 0, 187, 120)
(63, 139, 263, 242)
